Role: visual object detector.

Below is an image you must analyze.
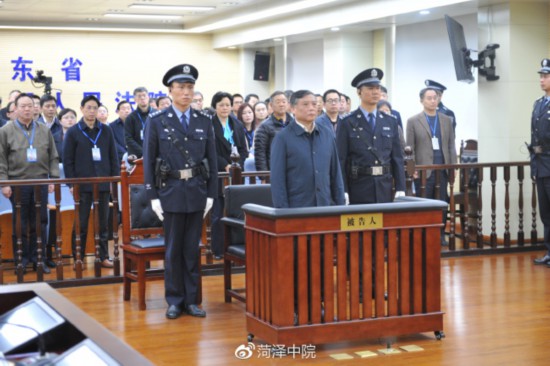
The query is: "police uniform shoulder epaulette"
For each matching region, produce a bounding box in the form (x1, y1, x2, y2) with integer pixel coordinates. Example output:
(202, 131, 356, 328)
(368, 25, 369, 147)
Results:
(380, 111, 396, 119)
(149, 109, 167, 119)
(194, 109, 212, 120)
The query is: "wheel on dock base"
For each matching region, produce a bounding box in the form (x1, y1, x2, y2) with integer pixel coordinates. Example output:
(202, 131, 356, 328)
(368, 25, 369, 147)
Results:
(247, 333, 254, 342)
(435, 331, 445, 340)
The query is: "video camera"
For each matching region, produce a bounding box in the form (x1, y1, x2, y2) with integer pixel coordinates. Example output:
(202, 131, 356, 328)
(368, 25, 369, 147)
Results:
(32, 70, 53, 95)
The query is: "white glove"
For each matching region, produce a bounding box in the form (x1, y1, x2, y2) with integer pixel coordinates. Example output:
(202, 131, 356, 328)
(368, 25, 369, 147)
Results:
(151, 199, 164, 221)
(394, 191, 405, 200)
(345, 192, 350, 205)
(204, 197, 214, 218)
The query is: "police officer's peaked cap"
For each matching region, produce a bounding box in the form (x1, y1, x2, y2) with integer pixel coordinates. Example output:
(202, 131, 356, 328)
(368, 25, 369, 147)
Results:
(162, 64, 199, 86)
(538, 58, 550, 74)
(424, 79, 447, 91)
(351, 68, 384, 88)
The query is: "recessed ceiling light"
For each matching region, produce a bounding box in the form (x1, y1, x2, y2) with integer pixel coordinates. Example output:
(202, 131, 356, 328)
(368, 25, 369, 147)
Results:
(273, 38, 283, 41)
(222, 2, 240, 6)
(129, 5, 214, 12)
(104, 13, 182, 20)
(86, 18, 100, 22)
(420, 10, 430, 15)
(228, 46, 236, 49)
(331, 27, 340, 32)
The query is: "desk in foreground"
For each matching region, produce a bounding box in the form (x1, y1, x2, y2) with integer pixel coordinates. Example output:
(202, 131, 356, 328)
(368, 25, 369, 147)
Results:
(243, 197, 447, 346)
(0, 282, 153, 365)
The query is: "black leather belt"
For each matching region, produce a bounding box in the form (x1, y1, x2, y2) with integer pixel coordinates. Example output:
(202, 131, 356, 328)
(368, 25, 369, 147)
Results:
(355, 165, 390, 176)
(167, 167, 201, 180)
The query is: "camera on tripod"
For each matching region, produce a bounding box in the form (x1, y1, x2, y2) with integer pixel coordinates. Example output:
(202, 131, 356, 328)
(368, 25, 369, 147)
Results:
(32, 70, 53, 95)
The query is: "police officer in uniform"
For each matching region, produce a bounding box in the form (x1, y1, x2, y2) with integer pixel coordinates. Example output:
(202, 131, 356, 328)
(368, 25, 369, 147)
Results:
(143, 64, 217, 319)
(336, 68, 405, 204)
(425, 79, 456, 130)
(531, 59, 550, 266)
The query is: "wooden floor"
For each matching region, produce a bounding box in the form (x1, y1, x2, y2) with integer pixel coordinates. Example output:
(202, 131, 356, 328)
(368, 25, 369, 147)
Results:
(7, 251, 548, 365)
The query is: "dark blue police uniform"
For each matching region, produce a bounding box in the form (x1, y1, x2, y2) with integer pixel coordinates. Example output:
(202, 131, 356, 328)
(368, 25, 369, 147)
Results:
(336, 68, 405, 204)
(531, 59, 550, 262)
(143, 103, 217, 309)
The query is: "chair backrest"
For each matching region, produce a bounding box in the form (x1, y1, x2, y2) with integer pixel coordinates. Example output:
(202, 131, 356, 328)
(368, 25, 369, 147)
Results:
(121, 159, 164, 243)
(224, 184, 273, 245)
(459, 139, 478, 189)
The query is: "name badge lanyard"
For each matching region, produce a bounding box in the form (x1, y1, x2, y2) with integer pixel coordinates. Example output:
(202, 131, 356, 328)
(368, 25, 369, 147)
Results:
(425, 113, 440, 150)
(16, 120, 36, 148)
(137, 108, 149, 140)
(16, 121, 37, 162)
(78, 123, 103, 161)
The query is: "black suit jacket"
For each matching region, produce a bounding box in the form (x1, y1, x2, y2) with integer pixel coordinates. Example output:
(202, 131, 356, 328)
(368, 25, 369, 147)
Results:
(212, 114, 248, 184)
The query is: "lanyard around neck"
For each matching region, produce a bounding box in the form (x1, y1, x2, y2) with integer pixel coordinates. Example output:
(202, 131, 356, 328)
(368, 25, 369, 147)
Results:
(78, 122, 103, 147)
(16, 120, 36, 147)
(424, 113, 438, 137)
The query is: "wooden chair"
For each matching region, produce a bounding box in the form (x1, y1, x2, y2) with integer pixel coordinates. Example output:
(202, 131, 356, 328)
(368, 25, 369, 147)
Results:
(120, 159, 165, 310)
(120, 159, 203, 310)
(454, 139, 479, 236)
(222, 184, 272, 303)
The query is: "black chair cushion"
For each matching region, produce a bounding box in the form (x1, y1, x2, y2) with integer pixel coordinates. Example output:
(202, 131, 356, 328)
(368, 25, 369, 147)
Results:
(224, 184, 273, 245)
(130, 185, 163, 229)
(227, 244, 246, 259)
(130, 237, 165, 249)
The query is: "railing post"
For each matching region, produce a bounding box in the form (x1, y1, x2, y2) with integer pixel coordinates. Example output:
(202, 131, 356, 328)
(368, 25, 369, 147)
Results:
(14, 187, 24, 283)
(476, 167, 484, 249)
(503, 166, 511, 247)
(490, 166, 497, 248)
(34, 185, 44, 282)
(93, 184, 101, 278)
(448, 167, 456, 250)
(517, 166, 525, 246)
(531, 176, 538, 245)
(111, 181, 120, 277)
(54, 183, 64, 280)
(229, 150, 242, 186)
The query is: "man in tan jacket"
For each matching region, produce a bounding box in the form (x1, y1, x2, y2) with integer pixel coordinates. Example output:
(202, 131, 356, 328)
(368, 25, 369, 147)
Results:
(406, 86, 457, 245)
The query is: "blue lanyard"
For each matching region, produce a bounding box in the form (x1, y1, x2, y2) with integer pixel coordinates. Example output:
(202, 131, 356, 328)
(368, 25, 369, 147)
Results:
(137, 107, 150, 129)
(15, 120, 36, 147)
(424, 113, 438, 137)
(78, 122, 103, 147)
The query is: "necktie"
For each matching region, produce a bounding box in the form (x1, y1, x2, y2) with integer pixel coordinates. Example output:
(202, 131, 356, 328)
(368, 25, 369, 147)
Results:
(181, 113, 188, 133)
(368, 113, 375, 132)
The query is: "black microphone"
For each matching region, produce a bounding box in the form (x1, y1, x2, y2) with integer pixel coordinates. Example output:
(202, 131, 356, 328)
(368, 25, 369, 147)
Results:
(0, 320, 46, 357)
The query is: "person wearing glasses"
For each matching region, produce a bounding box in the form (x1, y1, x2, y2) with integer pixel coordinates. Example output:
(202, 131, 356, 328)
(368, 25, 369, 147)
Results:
(316, 89, 343, 136)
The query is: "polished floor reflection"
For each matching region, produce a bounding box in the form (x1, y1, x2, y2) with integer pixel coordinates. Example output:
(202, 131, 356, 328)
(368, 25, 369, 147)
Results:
(54, 252, 549, 365)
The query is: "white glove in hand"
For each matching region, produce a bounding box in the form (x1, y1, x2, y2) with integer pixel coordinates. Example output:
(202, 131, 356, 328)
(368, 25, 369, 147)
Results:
(345, 192, 350, 206)
(151, 199, 164, 221)
(204, 197, 214, 218)
(394, 191, 405, 200)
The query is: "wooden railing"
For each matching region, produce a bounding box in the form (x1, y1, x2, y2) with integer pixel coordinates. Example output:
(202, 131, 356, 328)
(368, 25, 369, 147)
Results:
(0, 177, 120, 286)
(0, 154, 542, 285)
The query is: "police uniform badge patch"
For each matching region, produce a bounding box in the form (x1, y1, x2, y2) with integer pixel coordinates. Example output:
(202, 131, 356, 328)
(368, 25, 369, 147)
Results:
(371, 69, 378, 78)
(183, 65, 190, 74)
